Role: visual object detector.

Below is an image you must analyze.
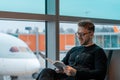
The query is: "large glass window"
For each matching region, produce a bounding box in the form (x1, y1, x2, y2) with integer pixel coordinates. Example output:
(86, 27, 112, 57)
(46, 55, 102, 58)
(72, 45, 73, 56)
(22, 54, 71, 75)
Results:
(59, 23, 120, 60)
(96, 35, 104, 48)
(111, 35, 118, 48)
(60, 0, 120, 20)
(104, 35, 110, 48)
(0, 20, 46, 68)
(59, 23, 77, 60)
(59, 23, 117, 53)
(1, 0, 120, 79)
(0, 0, 45, 14)
(118, 36, 120, 47)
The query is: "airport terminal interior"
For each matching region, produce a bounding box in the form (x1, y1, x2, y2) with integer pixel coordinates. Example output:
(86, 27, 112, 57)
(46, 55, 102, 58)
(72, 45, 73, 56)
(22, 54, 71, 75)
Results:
(0, 0, 120, 80)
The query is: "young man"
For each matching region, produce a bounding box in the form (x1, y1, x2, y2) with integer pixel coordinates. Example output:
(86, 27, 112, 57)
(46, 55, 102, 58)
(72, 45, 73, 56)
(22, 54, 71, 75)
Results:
(36, 20, 107, 80)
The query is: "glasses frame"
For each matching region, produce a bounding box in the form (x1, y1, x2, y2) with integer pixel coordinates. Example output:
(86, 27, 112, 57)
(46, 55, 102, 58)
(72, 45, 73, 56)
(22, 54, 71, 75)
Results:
(75, 32, 91, 37)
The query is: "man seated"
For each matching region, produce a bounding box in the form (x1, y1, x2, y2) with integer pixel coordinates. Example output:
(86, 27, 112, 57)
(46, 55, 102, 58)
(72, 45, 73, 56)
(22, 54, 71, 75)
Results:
(36, 20, 107, 80)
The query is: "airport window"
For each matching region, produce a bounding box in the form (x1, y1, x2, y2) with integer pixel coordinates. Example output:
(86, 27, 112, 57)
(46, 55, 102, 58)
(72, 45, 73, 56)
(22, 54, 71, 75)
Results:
(1, 0, 120, 79)
(0, 0, 45, 14)
(59, 23, 115, 58)
(118, 36, 120, 47)
(59, 23, 120, 60)
(111, 35, 118, 48)
(0, 20, 46, 68)
(104, 35, 111, 48)
(95, 35, 104, 48)
(59, 23, 77, 60)
(60, 0, 120, 20)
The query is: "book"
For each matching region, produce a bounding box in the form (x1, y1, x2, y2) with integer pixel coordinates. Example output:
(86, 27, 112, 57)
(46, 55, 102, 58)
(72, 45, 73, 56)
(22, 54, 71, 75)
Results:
(39, 52, 66, 70)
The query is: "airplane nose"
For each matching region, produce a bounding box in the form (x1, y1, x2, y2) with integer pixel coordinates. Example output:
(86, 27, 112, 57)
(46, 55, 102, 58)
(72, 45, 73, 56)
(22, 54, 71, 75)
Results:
(26, 59, 40, 74)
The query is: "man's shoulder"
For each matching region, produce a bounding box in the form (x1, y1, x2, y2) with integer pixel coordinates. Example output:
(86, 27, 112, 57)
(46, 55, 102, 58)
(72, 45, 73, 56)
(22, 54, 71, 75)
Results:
(71, 46, 83, 50)
(93, 44, 106, 56)
(94, 44, 104, 50)
(68, 46, 84, 54)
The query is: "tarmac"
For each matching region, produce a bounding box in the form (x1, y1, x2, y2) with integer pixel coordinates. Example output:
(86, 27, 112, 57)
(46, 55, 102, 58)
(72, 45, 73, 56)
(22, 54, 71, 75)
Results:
(17, 75, 35, 80)
(0, 75, 36, 80)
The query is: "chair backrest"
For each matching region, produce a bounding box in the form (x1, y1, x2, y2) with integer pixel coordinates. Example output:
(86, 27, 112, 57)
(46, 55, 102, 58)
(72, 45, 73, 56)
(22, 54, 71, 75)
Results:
(105, 50, 113, 80)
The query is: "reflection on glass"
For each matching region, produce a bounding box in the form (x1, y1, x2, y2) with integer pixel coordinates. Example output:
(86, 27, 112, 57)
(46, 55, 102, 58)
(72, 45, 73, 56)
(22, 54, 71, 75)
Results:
(111, 35, 118, 48)
(0, 0, 45, 14)
(96, 35, 103, 48)
(59, 23, 77, 59)
(104, 35, 110, 48)
(60, 0, 120, 20)
(118, 36, 120, 47)
(0, 20, 45, 34)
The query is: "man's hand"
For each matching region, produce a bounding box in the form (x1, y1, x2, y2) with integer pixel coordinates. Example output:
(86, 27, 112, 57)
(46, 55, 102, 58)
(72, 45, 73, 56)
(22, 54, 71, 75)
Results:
(64, 66, 77, 76)
(55, 68, 64, 73)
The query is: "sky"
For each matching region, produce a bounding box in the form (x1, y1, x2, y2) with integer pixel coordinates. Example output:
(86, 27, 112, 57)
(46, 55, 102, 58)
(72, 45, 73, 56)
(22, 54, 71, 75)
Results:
(0, 20, 45, 33)
(60, 0, 120, 20)
(0, 20, 78, 33)
(0, 0, 45, 14)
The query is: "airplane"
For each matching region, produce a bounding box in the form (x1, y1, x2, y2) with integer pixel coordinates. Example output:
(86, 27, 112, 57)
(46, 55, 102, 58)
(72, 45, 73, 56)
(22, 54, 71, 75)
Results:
(0, 33, 40, 76)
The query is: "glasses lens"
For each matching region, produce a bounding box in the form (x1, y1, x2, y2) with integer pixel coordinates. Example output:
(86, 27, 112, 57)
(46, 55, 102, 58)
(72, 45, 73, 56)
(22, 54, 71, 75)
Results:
(76, 32, 90, 37)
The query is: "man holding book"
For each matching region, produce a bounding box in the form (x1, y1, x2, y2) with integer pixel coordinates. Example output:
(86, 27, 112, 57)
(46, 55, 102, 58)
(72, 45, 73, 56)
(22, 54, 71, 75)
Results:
(36, 20, 107, 80)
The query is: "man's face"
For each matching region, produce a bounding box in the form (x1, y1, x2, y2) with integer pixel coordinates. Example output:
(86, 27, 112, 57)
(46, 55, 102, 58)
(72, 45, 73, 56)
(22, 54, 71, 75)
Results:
(76, 27, 93, 46)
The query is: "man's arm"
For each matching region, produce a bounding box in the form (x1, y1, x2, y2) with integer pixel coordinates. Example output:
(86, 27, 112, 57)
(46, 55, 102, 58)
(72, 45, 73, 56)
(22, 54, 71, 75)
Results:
(77, 49, 107, 79)
(64, 49, 107, 80)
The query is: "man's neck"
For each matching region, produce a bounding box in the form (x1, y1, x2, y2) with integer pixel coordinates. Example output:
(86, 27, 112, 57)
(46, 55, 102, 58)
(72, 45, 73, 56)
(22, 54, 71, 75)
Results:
(84, 42, 94, 47)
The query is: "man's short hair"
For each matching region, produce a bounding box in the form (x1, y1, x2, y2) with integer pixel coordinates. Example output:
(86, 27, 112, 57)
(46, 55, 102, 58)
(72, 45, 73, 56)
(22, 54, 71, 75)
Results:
(78, 20, 95, 32)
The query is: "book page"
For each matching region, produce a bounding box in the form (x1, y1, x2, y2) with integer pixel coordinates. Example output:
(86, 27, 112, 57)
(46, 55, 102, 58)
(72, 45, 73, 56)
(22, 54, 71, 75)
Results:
(53, 61, 66, 70)
(39, 52, 66, 70)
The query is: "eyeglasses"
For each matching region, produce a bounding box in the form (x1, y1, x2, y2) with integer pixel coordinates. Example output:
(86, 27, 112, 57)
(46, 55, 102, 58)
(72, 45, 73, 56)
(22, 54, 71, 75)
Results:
(75, 32, 91, 37)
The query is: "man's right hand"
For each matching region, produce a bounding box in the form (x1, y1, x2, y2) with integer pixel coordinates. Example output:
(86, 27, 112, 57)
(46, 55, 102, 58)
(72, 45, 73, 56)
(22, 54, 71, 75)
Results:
(55, 68, 64, 73)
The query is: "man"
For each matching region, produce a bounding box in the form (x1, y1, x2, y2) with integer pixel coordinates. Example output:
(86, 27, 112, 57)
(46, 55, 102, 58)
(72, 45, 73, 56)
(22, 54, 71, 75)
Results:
(36, 20, 107, 80)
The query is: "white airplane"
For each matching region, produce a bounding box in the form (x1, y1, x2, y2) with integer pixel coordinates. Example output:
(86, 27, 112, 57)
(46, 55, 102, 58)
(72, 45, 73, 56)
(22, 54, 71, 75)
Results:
(0, 33, 40, 76)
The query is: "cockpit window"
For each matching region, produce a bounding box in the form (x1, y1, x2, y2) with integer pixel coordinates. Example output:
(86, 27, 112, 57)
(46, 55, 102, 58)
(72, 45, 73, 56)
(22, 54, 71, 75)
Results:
(9, 46, 31, 53)
(10, 46, 19, 52)
(19, 47, 31, 52)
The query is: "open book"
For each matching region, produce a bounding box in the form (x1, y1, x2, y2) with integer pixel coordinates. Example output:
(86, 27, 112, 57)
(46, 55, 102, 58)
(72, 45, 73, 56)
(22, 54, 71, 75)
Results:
(39, 52, 66, 70)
